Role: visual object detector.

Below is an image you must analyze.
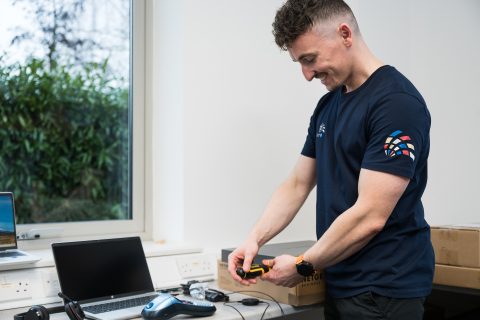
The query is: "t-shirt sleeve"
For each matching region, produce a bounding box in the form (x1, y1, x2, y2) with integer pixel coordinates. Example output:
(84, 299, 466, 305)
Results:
(301, 112, 317, 159)
(361, 93, 430, 179)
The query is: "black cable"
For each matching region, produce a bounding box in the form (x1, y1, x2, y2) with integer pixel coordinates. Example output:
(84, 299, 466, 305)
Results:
(223, 302, 246, 320)
(259, 301, 270, 320)
(224, 300, 271, 320)
(227, 290, 285, 316)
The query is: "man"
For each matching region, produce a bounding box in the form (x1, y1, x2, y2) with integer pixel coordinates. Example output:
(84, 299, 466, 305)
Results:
(227, 0, 434, 319)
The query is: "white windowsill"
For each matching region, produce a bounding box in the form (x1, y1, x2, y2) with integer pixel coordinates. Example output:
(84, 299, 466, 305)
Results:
(2, 239, 202, 272)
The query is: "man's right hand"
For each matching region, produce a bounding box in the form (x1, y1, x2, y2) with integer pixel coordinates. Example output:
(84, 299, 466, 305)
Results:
(227, 240, 259, 285)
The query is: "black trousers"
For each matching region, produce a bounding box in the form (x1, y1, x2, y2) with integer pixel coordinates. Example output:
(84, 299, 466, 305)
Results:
(324, 291, 426, 320)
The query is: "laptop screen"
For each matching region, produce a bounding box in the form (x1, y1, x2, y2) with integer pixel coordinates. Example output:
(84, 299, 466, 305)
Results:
(52, 237, 155, 303)
(0, 192, 18, 250)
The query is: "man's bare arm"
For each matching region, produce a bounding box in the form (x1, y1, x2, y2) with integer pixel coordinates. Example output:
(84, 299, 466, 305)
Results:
(228, 155, 316, 283)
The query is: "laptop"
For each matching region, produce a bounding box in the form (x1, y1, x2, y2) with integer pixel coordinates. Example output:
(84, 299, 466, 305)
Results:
(0, 192, 40, 267)
(52, 237, 159, 320)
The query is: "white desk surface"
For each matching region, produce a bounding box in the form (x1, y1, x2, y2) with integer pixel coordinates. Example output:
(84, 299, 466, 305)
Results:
(0, 245, 324, 319)
(1, 291, 323, 320)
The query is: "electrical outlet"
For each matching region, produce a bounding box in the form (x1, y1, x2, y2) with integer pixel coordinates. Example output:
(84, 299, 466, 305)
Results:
(0, 277, 32, 302)
(176, 254, 214, 279)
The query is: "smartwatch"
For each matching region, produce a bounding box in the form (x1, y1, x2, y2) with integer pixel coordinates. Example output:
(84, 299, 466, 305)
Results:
(295, 255, 315, 277)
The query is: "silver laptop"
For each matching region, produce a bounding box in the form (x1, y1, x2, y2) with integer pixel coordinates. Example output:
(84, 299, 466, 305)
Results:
(0, 192, 40, 268)
(52, 237, 159, 320)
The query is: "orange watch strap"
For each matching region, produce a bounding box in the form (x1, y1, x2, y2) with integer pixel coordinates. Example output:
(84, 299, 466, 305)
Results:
(295, 254, 304, 265)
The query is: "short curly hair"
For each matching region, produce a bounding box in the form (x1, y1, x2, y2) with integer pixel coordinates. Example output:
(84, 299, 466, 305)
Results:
(272, 0, 358, 50)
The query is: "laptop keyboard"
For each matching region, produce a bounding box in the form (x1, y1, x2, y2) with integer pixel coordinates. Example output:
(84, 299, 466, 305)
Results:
(83, 294, 159, 314)
(0, 251, 25, 258)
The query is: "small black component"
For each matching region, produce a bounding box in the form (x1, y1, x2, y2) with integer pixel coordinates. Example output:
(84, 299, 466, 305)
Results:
(158, 287, 183, 295)
(241, 298, 260, 306)
(205, 289, 229, 302)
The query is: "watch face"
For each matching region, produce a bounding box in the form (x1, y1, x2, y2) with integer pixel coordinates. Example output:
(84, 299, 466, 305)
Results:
(296, 261, 314, 277)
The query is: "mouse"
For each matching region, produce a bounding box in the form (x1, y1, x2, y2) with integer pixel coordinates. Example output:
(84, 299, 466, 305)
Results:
(141, 293, 216, 320)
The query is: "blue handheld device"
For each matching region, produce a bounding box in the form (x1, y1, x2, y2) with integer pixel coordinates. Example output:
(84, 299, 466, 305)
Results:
(141, 293, 216, 320)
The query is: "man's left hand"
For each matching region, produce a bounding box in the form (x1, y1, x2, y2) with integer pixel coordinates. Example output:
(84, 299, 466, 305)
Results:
(261, 254, 304, 288)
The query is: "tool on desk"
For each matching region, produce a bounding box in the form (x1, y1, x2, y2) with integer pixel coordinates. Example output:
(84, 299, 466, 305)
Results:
(236, 263, 271, 279)
(52, 237, 160, 320)
(141, 293, 216, 320)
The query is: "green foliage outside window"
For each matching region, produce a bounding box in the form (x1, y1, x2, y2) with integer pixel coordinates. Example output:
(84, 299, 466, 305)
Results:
(0, 58, 130, 223)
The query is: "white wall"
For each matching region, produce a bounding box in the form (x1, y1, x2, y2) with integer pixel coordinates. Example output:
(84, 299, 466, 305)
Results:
(349, 0, 480, 226)
(149, 0, 480, 249)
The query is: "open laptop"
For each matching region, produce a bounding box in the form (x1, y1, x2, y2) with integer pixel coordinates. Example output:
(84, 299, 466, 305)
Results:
(0, 192, 40, 268)
(52, 237, 159, 320)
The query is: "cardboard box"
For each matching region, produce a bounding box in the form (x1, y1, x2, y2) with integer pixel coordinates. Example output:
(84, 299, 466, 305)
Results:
(217, 260, 325, 306)
(431, 224, 480, 267)
(433, 264, 480, 290)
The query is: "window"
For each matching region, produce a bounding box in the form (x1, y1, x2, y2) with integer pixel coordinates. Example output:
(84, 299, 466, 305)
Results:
(0, 0, 145, 237)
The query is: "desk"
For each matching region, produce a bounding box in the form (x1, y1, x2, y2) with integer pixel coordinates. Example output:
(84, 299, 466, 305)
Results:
(424, 285, 480, 320)
(0, 293, 324, 320)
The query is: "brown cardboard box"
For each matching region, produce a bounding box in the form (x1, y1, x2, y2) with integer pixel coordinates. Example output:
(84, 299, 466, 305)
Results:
(433, 264, 480, 290)
(430, 225, 480, 267)
(217, 260, 325, 306)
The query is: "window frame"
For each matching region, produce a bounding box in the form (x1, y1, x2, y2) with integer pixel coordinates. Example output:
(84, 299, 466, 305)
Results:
(16, 0, 148, 246)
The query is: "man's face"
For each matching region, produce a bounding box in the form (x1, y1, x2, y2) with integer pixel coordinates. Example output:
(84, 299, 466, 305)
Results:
(288, 24, 351, 91)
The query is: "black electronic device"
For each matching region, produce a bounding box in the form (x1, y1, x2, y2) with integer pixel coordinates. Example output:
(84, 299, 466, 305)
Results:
(295, 255, 316, 277)
(58, 292, 86, 320)
(240, 298, 260, 306)
(236, 263, 271, 279)
(52, 237, 159, 320)
(141, 293, 216, 320)
(205, 289, 229, 302)
(14, 293, 85, 320)
(14, 305, 64, 320)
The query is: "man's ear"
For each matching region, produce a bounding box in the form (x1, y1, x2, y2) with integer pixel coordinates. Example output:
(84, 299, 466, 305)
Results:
(338, 23, 353, 47)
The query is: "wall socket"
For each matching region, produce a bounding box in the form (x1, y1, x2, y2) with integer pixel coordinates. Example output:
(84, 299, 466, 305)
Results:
(176, 254, 215, 279)
(0, 267, 64, 310)
(0, 277, 32, 302)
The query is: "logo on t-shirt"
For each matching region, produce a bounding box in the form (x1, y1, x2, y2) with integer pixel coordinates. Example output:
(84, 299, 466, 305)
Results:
(384, 130, 415, 161)
(316, 123, 326, 138)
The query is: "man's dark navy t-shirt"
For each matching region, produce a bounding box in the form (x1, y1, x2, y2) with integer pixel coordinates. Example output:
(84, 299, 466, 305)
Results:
(301, 65, 434, 298)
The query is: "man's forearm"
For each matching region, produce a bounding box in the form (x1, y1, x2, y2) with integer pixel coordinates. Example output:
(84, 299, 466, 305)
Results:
(247, 177, 313, 247)
(304, 204, 383, 270)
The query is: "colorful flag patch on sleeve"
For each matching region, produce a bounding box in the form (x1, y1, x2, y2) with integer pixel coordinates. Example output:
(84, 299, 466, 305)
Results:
(384, 130, 415, 161)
